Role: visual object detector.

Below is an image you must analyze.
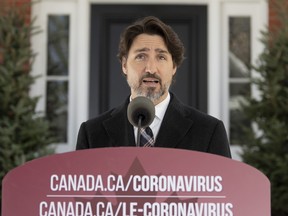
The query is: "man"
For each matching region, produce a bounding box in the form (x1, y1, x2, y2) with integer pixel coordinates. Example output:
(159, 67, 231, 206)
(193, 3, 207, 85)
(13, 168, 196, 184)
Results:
(76, 16, 231, 158)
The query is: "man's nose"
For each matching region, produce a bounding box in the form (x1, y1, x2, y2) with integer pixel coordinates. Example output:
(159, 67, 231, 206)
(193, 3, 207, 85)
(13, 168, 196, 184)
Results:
(145, 59, 157, 74)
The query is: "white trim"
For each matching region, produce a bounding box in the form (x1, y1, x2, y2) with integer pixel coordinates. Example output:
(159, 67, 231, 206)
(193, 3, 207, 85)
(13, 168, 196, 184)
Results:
(221, 0, 268, 160)
(31, 2, 47, 113)
(207, 0, 222, 118)
(75, 0, 90, 129)
(31, 1, 77, 153)
(221, 1, 268, 123)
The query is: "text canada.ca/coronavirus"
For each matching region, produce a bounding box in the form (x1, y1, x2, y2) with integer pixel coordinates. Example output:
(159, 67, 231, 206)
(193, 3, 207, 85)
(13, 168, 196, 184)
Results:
(50, 174, 223, 192)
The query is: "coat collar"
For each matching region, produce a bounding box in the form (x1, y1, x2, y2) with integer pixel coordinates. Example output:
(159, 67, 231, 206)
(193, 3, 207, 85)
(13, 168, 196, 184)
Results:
(154, 93, 194, 148)
(103, 98, 135, 147)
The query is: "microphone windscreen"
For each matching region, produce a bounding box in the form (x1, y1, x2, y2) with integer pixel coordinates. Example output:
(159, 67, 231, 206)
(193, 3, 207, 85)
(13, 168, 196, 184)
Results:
(127, 96, 155, 128)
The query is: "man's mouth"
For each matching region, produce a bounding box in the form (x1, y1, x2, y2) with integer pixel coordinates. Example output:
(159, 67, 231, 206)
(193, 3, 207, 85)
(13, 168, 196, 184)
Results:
(143, 78, 159, 84)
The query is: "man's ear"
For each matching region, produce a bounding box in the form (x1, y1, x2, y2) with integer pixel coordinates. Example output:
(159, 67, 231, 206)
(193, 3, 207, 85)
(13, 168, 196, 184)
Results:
(122, 57, 127, 75)
(172, 66, 177, 76)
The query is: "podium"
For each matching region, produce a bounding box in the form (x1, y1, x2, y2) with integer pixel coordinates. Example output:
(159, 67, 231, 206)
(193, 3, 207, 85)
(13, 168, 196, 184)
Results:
(2, 147, 270, 215)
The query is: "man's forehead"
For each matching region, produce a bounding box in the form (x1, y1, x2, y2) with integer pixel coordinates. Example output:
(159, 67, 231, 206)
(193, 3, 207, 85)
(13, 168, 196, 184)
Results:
(130, 34, 169, 52)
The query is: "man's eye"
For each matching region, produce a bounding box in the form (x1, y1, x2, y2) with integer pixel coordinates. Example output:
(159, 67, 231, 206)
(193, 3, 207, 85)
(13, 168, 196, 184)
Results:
(159, 55, 167, 60)
(135, 54, 145, 60)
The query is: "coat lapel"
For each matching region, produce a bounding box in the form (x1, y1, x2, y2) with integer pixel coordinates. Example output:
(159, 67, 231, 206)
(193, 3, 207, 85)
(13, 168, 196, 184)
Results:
(155, 94, 194, 148)
(103, 99, 135, 147)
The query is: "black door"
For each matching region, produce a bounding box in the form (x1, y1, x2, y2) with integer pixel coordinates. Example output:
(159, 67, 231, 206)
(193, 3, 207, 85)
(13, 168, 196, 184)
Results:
(89, 4, 207, 118)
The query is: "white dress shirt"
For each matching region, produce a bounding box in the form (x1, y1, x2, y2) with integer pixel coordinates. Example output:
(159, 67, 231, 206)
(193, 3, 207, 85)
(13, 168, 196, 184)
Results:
(133, 93, 171, 143)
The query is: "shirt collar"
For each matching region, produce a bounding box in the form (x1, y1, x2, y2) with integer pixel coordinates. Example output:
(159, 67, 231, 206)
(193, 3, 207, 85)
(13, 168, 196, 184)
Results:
(155, 93, 170, 121)
(129, 93, 171, 121)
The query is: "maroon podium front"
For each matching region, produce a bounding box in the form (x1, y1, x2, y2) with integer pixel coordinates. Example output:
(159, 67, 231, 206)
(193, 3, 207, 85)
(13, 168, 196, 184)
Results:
(2, 147, 270, 215)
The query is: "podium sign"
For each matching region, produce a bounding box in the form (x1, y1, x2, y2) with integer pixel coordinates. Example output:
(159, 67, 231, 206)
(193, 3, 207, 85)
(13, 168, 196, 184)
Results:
(2, 147, 270, 215)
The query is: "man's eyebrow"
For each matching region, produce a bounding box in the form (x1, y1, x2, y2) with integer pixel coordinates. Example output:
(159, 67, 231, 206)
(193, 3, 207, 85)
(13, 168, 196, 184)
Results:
(134, 47, 150, 53)
(134, 47, 169, 53)
(155, 48, 169, 54)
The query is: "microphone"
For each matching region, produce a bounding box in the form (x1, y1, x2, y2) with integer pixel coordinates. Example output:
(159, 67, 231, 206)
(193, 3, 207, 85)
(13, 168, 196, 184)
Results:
(127, 96, 155, 146)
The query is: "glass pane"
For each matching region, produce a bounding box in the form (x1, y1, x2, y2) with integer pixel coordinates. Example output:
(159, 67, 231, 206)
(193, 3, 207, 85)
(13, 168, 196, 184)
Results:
(46, 81, 68, 143)
(229, 17, 251, 78)
(47, 15, 70, 76)
(229, 83, 250, 145)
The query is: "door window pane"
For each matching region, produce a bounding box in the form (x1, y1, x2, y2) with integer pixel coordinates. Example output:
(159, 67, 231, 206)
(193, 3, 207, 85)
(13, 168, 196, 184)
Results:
(229, 83, 250, 144)
(229, 17, 251, 145)
(47, 15, 69, 76)
(46, 15, 70, 143)
(46, 81, 68, 142)
(229, 17, 251, 78)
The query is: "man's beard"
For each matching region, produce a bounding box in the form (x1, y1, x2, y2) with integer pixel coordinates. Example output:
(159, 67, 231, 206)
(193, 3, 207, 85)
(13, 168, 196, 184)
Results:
(129, 73, 170, 103)
(135, 86, 166, 102)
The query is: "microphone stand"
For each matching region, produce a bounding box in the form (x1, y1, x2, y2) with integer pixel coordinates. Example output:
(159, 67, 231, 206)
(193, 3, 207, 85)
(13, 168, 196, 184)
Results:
(136, 115, 143, 147)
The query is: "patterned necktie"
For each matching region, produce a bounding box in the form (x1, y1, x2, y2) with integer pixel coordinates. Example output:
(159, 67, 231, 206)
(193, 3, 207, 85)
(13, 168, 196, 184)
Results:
(140, 127, 154, 147)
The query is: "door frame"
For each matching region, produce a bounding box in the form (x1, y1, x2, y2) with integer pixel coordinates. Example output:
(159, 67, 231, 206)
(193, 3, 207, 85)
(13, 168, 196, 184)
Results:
(76, 0, 224, 126)
(89, 4, 208, 117)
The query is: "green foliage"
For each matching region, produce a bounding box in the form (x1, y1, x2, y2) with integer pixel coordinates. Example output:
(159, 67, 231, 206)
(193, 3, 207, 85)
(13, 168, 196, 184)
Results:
(241, 1, 288, 215)
(0, 0, 54, 210)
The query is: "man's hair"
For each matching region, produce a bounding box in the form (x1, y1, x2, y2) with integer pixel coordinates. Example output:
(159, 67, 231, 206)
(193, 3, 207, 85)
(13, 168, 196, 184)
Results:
(118, 16, 185, 68)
